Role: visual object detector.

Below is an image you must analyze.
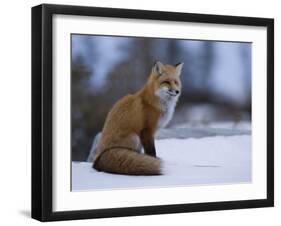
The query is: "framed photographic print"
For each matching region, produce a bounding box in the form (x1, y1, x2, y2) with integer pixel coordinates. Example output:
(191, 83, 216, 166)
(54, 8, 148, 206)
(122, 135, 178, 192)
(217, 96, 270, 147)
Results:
(32, 4, 274, 221)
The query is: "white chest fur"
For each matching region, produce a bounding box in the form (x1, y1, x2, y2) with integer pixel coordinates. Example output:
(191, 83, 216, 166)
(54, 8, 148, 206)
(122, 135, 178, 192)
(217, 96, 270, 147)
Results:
(158, 97, 178, 128)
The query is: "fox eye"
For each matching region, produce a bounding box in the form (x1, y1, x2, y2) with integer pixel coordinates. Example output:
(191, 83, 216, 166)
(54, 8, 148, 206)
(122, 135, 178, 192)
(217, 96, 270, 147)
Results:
(174, 80, 179, 85)
(161, 81, 170, 86)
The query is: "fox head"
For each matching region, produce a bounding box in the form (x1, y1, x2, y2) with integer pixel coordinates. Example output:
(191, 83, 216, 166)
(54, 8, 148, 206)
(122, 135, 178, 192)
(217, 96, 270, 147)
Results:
(150, 61, 184, 101)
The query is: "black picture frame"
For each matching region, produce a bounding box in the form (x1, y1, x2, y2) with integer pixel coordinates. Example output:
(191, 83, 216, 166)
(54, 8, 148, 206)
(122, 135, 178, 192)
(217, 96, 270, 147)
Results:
(32, 3, 274, 222)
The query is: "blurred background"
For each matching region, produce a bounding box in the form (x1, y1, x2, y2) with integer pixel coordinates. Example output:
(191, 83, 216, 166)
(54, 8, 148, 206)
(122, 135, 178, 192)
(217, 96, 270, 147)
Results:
(71, 34, 252, 161)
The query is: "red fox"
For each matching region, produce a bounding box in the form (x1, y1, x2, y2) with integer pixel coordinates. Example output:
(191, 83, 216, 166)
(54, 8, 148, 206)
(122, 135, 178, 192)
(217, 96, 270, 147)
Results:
(93, 61, 183, 175)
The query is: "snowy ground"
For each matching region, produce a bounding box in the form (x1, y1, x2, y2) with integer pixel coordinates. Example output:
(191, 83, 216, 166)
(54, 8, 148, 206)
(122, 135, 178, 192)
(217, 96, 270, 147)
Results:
(172, 121, 251, 130)
(72, 135, 251, 191)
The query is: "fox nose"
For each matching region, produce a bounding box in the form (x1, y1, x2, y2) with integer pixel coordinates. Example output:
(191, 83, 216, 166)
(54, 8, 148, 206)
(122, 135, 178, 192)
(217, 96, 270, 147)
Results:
(168, 89, 180, 95)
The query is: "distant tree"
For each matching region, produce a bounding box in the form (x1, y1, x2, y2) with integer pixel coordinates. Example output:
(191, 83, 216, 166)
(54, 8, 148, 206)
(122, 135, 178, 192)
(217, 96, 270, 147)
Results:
(240, 44, 252, 113)
(165, 39, 182, 64)
(71, 55, 110, 161)
(177, 41, 214, 105)
(104, 37, 155, 100)
(200, 42, 214, 90)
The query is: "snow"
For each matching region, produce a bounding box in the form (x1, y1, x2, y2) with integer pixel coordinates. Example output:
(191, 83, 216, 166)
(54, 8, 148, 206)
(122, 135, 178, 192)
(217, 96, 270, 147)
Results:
(173, 121, 252, 130)
(72, 135, 251, 191)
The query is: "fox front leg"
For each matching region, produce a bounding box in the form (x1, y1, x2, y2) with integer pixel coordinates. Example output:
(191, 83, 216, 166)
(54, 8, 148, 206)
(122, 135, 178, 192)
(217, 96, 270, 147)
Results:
(140, 128, 156, 157)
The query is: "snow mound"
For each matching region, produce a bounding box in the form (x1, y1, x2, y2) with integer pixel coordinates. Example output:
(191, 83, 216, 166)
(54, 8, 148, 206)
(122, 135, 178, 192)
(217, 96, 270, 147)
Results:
(72, 135, 251, 191)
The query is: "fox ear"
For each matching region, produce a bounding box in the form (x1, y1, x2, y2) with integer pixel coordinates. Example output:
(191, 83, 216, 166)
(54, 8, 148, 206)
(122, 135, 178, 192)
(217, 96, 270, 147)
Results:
(152, 61, 164, 75)
(175, 62, 184, 76)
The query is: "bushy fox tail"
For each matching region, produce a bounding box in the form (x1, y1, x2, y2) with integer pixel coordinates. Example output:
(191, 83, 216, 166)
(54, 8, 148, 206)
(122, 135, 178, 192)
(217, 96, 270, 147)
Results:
(93, 148, 162, 175)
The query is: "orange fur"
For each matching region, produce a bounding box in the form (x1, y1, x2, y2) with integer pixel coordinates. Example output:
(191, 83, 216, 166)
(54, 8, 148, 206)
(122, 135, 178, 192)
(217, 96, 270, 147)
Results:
(93, 61, 183, 175)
